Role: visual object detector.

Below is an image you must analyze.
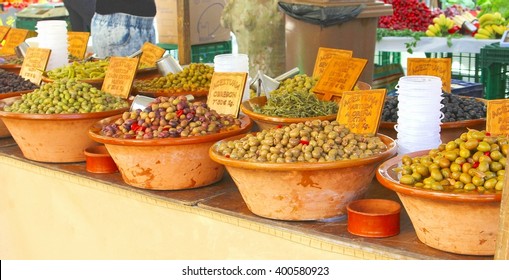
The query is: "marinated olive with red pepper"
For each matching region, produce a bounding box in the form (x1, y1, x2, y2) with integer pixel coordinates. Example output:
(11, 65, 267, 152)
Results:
(396, 129, 507, 193)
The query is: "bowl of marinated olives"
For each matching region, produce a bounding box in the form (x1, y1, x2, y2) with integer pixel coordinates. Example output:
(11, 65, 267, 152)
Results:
(88, 95, 253, 190)
(209, 120, 397, 221)
(380, 94, 486, 144)
(376, 129, 506, 255)
(0, 79, 129, 162)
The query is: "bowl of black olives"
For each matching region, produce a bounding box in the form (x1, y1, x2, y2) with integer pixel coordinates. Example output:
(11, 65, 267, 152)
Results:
(209, 119, 397, 221)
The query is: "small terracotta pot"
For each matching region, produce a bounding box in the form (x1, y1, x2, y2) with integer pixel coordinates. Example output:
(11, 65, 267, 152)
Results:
(209, 134, 397, 221)
(376, 151, 502, 255)
(88, 115, 253, 190)
(84, 145, 118, 173)
(379, 118, 486, 145)
(347, 199, 401, 238)
(0, 95, 128, 163)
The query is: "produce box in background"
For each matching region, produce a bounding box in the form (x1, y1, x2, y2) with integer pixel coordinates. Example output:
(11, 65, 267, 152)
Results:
(155, 0, 231, 45)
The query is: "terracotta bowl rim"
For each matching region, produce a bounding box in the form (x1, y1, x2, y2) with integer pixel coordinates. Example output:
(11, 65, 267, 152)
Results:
(0, 64, 22, 69)
(0, 90, 35, 99)
(379, 118, 486, 129)
(347, 198, 401, 217)
(376, 150, 502, 203)
(88, 114, 253, 146)
(209, 133, 397, 171)
(0, 94, 128, 120)
(240, 95, 337, 124)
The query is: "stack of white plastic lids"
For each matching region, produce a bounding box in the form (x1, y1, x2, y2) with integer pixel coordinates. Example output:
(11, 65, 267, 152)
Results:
(36, 20, 69, 70)
(214, 53, 251, 102)
(395, 75, 443, 155)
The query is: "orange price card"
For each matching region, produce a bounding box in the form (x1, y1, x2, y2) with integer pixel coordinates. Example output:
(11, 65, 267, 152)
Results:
(0, 26, 11, 42)
(407, 58, 452, 93)
(67, 31, 90, 60)
(139, 42, 166, 68)
(336, 89, 387, 135)
(101, 57, 140, 99)
(313, 57, 367, 101)
(19, 47, 51, 85)
(207, 72, 248, 118)
(312, 47, 353, 79)
(0, 28, 29, 56)
(486, 99, 509, 137)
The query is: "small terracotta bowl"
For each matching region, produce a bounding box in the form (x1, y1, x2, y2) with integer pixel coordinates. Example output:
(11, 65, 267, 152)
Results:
(84, 145, 118, 173)
(347, 199, 401, 238)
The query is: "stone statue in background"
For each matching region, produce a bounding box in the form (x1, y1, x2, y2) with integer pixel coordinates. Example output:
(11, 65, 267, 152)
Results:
(221, 0, 286, 78)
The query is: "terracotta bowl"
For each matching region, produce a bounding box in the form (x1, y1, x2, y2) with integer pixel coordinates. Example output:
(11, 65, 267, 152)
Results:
(379, 118, 486, 145)
(209, 134, 397, 221)
(347, 198, 401, 238)
(242, 81, 371, 131)
(0, 96, 128, 163)
(0, 91, 36, 138)
(84, 145, 118, 173)
(88, 115, 253, 190)
(0, 64, 22, 75)
(376, 150, 502, 256)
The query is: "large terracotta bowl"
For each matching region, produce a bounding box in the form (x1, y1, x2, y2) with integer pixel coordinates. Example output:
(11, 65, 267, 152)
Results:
(209, 134, 397, 221)
(88, 115, 253, 190)
(242, 81, 371, 131)
(376, 150, 502, 256)
(379, 118, 486, 144)
(0, 96, 128, 163)
(0, 91, 33, 138)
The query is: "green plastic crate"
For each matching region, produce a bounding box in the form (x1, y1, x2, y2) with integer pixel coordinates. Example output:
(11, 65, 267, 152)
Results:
(374, 51, 401, 66)
(158, 40, 232, 64)
(480, 43, 509, 100)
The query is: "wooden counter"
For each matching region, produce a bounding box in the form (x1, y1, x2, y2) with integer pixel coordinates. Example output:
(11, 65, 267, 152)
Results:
(0, 137, 492, 260)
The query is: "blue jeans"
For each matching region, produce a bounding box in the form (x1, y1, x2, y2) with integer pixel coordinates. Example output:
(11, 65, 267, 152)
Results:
(91, 13, 155, 58)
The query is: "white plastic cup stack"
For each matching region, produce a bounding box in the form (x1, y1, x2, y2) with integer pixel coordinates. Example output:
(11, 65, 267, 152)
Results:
(36, 20, 69, 70)
(214, 53, 251, 102)
(395, 75, 443, 155)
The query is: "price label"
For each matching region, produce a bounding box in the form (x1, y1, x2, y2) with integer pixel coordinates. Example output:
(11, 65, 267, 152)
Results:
(139, 42, 166, 68)
(0, 28, 29, 56)
(19, 47, 51, 85)
(207, 72, 248, 117)
(0, 26, 10, 42)
(101, 57, 140, 99)
(312, 47, 353, 79)
(486, 99, 509, 137)
(407, 58, 452, 93)
(337, 89, 386, 135)
(67, 31, 90, 60)
(313, 57, 367, 101)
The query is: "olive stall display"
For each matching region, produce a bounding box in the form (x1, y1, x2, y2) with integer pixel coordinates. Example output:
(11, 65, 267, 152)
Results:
(395, 129, 507, 193)
(3, 78, 128, 114)
(251, 74, 338, 118)
(382, 93, 486, 122)
(133, 63, 214, 95)
(0, 69, 38, 94)
(100, 95, 242, 139)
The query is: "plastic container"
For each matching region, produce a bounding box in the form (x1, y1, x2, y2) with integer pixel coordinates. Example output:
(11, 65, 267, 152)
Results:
(214, 53, 251, 102)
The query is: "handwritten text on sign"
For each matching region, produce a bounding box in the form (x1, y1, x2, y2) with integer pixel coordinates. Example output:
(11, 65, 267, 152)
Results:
(19, 47, 51, 85)
(337, 89, 386, 135)
(207, 72, 248, 117)
(101, 57, 139, 99)
(312, 47, 353, 79)
(407, 58, 452, 93)
(313, 57, 367, 101)
(487, 99, 509, 137)
(67, 31, 90, 60)
(139, 42, 166, 67)
(0, 28, 29, 56)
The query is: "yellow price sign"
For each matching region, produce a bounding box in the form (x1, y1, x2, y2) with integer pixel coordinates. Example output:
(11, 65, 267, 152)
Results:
(336, 89, 387, 135)
(0, 28, 29, 56)
(101, 57, 140, 99)
(487, 99, 509, 137)
(313, 57, 367, 101)
(19, 47, 51, 85)
(207, 72, 248, 118)
(407, 58, 452, 93)
(139, 42, 166, 68)
(312, 47, 353, 79)
(68, 31, 90, 60)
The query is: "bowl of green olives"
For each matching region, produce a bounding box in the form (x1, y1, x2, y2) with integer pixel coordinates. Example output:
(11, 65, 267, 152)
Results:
(0, 90, 34, 138)
(376, 129, 506, 255)
(88, 95, 253, 190)
(0, 79, 129, 162)
(209, 120, 397, 221)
